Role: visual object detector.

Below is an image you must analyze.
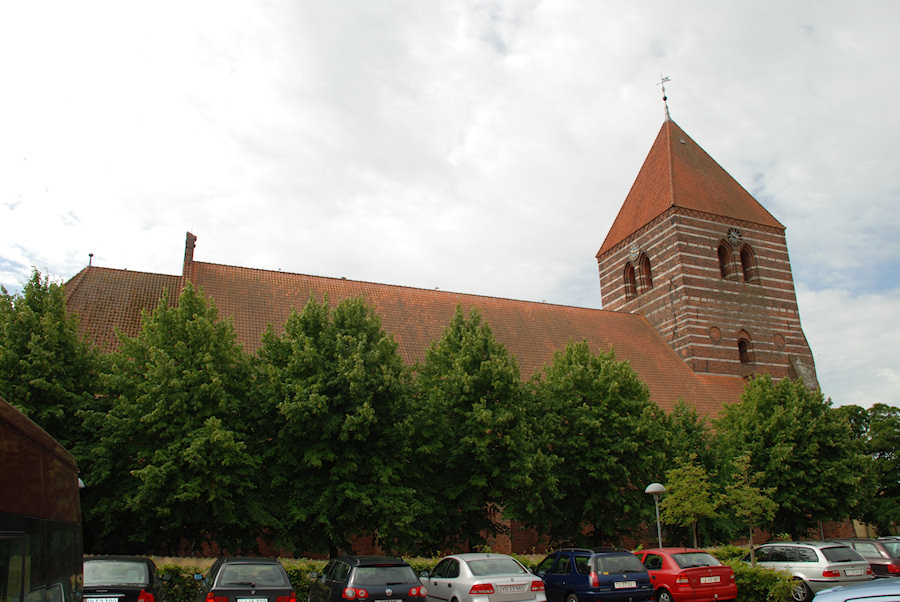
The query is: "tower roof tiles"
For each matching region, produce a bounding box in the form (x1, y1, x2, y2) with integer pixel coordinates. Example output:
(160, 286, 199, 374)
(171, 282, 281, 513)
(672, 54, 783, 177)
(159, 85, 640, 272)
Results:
(598, 119, 783, 257)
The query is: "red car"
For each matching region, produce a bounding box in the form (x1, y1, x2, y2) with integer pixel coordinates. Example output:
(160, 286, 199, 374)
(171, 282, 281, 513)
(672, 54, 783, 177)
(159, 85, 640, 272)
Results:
(633, 548, 737, 602)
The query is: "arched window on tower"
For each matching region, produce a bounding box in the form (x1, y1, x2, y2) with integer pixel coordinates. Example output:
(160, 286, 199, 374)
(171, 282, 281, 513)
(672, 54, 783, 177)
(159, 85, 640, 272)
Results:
(639, 254, 653, 293)
(624, 263, 637, 300)
(740, 245, 758, 283)
(738, 336, 754, 365)
(717, 242, 733, 279)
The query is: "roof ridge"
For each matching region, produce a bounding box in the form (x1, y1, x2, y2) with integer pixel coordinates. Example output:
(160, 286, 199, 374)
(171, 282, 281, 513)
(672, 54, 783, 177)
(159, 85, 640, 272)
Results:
(665, 120, 676, 210)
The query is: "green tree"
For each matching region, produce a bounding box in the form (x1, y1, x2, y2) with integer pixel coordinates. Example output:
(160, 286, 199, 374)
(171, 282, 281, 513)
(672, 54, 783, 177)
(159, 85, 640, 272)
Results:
(714, 375, 867, 537)
(858, 404, 899, 533)
(723, 451, 777, 564)
(410, 306, 530, 552)
(660, 456, 721, 548)
(253, 296, 416, 556)
(0, 269, 101, 452)
(85, 283, 264, 554)
(665, 399, 714, 467)
(527, 341, 666, 546)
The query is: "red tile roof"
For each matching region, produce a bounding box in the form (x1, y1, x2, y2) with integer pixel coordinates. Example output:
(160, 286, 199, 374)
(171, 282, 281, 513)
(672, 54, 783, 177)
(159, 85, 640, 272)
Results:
(598, 119, 784, 256)
(65, 260, 742, 417)
(65, 267, 180, 352)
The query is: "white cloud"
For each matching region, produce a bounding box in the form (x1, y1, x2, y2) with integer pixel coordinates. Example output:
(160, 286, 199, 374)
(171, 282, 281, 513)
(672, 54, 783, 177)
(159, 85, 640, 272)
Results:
(798, 284, 900, 407)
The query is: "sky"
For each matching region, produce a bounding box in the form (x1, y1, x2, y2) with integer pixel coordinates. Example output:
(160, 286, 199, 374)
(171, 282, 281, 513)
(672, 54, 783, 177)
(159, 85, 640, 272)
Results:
(1, 1, 898, 408)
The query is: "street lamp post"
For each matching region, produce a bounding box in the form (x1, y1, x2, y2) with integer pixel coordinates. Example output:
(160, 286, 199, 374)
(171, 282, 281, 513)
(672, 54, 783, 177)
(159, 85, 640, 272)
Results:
(645, 482, 666, 548)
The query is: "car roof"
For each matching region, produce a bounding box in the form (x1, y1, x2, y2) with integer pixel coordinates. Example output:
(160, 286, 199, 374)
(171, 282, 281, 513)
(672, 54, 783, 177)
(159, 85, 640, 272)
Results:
(218, 557, 282, 564)
(337, 555, 409, 566)
(759, 541, 850, 548)
(555, 547, 628, 553)
(85, 556, 156, 565)
(449, 553, 517, 561)
(816, 578, 900, 601)
(638, 548, 709, 555)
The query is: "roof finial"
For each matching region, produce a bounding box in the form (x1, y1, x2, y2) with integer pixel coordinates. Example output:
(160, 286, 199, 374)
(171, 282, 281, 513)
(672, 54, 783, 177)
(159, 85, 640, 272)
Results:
(657, 74, 671, 120)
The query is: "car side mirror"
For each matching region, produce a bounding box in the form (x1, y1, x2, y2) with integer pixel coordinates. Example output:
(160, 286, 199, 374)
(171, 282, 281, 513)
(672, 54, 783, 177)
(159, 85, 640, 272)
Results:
(419, 570, 430, 578)
(193, 574, 203, 581)
(309, 572, 320, 580)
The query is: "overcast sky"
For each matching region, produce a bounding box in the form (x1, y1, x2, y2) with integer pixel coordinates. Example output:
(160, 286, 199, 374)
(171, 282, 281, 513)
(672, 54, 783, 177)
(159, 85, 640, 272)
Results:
(2, 1, 898, 408)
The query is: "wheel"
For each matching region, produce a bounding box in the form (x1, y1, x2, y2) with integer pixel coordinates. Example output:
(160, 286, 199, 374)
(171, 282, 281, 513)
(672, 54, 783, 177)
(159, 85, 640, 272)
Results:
(791, 579, 812, 602)
(566, 594, 579, 602)
(657, 589, 673, 602)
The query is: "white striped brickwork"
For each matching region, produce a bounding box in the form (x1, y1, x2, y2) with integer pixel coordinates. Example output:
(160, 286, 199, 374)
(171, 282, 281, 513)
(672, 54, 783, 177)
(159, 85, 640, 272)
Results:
(597, 207, 817, 382)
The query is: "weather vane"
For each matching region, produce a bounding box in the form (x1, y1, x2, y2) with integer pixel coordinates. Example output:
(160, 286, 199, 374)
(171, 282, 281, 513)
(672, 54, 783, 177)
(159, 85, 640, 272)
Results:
(658, 74, 671, 120)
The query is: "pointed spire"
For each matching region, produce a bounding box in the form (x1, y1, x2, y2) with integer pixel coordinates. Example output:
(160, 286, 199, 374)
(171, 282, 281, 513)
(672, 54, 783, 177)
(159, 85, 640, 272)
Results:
(597, 120, 784, 257)
(658, 75, 671, 121)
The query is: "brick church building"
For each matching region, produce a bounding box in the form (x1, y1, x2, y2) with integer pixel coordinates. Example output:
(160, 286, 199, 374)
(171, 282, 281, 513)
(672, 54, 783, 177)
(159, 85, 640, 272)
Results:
(64, 117, 818, 417)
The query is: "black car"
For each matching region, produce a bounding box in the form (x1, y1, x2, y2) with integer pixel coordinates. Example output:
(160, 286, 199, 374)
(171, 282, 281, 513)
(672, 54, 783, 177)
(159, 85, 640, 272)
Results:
(84, 556, 166, 602)
(534, 548, 653, 602)
(195, 557, 295, 602)
(307, 556, 426, 602)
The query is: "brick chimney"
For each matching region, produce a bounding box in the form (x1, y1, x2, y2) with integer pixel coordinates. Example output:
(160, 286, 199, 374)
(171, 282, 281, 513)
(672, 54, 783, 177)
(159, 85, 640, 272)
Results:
(182, 232, 197, 286)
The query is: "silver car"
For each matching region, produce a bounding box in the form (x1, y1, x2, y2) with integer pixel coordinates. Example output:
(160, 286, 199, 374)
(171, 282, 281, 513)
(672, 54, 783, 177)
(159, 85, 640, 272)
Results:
(421, 553, 547, 602)
(751, 542, 873, 601)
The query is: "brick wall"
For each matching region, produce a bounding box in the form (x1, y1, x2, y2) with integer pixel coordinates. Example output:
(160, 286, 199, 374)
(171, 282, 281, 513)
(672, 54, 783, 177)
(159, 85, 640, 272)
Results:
(597, 207, 817, 386)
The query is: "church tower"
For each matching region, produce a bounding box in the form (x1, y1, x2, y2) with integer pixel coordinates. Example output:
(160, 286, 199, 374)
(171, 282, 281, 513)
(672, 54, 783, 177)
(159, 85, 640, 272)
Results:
(596, 119, 818, 387)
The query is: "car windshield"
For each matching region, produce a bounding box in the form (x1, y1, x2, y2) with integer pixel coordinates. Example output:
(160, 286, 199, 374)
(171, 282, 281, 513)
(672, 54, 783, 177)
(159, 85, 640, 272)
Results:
(594, 555, 647, 574)
(821, 547, 865, 563)
(468, 558, 526, 576)
(353, 565, 418, 585)
(219, 564, 288, 586)
(84, 561, 150, 587)
(672, 553, 721, 569)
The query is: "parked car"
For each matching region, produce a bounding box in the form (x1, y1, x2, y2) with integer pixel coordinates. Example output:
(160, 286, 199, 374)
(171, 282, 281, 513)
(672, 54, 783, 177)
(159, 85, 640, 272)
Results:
(195, 557, 295, 602)
(534, 548, 654, 602)
(420, 553, 545, 602)
(814, 578, 900, 602)
(748, 542, 873, 602)
(826, 538, 900, 577)
(84, 556, 166, 602)
(308, 556, 426, 602)
(633, 548, 737, 602)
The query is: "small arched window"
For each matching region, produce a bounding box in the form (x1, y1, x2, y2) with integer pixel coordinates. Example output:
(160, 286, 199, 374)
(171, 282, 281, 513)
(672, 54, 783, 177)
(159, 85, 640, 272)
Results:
(639, 254, 653, 292)
(740, 245, 758, 283)
(624, 263, 637, 300)
(738, 337, 753, 364)
(717, 242, 732, 279)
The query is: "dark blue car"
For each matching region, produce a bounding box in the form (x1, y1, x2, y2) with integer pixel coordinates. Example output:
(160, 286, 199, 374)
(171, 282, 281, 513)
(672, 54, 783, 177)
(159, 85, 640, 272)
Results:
(534, 548, 653, 602)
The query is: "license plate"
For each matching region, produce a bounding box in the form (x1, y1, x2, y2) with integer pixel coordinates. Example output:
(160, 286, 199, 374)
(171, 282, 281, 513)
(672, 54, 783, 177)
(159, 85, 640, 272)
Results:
(614, 581, 636, 589)
(237, 598, 268, 602)
(87, 597, 119, 602)
(844, 569, 864, 576)
(376, 599, 402, 602)
(700, 576, 720, 584)
(499, 585, 528, 593)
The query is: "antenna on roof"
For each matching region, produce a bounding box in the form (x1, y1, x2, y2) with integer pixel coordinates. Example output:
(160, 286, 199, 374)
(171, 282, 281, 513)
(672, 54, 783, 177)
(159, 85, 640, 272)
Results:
(657, 74, 671, 120)
(88, 253, 93, 266)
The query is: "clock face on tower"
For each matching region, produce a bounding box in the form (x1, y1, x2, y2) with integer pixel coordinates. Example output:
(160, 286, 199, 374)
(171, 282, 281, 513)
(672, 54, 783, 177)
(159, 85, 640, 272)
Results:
(727, 227, 743, 246)
(629, 243, 640, 262)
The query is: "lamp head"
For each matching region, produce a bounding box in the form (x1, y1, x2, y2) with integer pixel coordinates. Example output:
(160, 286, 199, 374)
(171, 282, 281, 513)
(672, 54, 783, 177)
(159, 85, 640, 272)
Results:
(645, 482, 666, 496)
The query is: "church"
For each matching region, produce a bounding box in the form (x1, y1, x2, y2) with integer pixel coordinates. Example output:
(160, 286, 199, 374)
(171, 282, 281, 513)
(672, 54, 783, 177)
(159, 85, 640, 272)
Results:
(64, 117, 818, 418)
